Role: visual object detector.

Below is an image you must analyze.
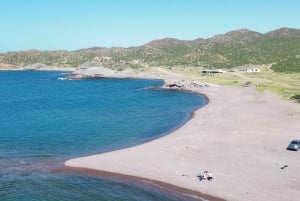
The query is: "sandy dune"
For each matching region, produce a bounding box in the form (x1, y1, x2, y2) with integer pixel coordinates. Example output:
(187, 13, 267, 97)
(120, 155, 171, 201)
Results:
(65, 83, 300, 201)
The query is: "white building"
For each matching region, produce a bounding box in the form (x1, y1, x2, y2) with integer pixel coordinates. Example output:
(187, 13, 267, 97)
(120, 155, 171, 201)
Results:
(246, 68, 261, 73)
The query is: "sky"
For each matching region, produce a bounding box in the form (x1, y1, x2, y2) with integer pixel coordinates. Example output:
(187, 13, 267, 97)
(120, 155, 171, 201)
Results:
(0, 0, 299, 52)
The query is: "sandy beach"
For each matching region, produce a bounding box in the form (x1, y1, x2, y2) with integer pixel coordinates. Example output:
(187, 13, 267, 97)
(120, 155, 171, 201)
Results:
(65, 73, 300, 201)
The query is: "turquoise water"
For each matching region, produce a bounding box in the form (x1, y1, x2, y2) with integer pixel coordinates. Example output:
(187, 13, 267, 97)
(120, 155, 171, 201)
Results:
(0, 71, 207, 201)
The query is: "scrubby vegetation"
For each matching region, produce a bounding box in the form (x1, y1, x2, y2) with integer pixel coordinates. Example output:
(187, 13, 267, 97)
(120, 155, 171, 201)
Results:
(271, 58, 300, 72)
(291, 94, 300, 102)
(1, 28, 300, 73)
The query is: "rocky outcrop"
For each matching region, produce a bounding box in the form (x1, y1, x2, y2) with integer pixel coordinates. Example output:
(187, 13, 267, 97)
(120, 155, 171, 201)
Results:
(163, 80, 209, 90)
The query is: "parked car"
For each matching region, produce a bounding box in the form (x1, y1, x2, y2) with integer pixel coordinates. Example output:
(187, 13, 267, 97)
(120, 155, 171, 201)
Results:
(287, 140, 300, 151)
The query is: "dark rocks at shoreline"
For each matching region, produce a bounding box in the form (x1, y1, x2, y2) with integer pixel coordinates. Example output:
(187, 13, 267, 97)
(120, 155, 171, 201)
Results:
(164, 80, 209, 89)
(168, 83, 184, 88)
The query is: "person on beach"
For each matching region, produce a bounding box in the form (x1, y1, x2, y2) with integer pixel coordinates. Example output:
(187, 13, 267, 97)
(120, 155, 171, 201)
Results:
(198, 171, 212, 181)
(207, 171, 213, 181)
(203, 171, 208, 180)
(197, 172, 204, 181)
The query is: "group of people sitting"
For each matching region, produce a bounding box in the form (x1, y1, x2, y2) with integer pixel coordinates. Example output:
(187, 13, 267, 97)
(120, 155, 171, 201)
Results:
(197, 170, 213, 181)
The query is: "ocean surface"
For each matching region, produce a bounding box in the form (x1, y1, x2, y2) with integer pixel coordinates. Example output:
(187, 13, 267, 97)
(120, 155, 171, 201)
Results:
(0, 71, 207, 201)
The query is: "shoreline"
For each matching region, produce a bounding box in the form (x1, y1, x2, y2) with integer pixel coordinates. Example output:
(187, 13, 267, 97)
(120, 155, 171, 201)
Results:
(65, 72, 300, 201)
(0, 65, 76, 72)
(63, 82, 222, 201)
(64, 166, 224, 201)
(63, 83, 214, 200)
(5, 67, 299, 200)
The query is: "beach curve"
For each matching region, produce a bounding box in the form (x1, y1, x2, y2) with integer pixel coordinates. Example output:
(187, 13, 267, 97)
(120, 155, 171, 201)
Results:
(65, 77, 300, 201)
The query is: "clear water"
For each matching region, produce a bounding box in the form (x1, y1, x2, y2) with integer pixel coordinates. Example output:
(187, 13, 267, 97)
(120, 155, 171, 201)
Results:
(0, 71, 207, 201)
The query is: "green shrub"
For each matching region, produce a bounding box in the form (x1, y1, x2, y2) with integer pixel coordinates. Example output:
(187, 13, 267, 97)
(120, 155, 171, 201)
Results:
(291, 94, 300, 102)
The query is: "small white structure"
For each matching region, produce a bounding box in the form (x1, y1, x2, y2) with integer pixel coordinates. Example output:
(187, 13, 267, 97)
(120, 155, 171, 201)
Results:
(246, 68, 261, 73)
(202, 69, 226, 74)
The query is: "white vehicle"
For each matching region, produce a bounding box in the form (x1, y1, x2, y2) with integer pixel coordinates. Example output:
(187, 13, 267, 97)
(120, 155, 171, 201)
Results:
(287, 140, 300, 151)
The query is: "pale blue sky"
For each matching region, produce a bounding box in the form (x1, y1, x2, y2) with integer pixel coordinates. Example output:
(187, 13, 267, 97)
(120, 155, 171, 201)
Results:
(0, 0, 299, 52)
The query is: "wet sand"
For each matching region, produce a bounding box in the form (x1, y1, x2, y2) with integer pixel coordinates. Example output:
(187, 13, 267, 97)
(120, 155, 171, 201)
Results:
(64, 166, 224, 201)
(65, 80, 300, 201)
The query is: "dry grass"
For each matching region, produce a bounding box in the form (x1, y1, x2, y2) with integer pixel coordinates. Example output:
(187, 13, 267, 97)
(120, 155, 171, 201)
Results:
(147, 66, 300, 102)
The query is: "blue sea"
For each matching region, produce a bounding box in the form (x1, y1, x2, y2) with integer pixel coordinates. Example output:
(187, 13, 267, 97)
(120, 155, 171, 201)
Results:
(0, 71, 207, 201)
